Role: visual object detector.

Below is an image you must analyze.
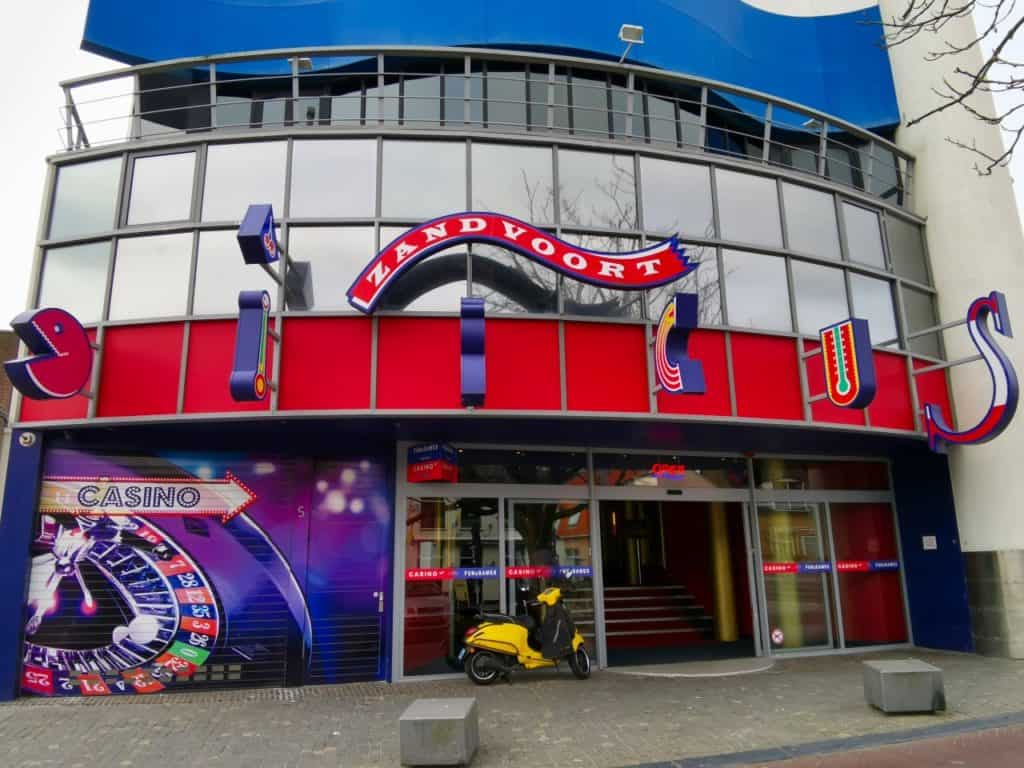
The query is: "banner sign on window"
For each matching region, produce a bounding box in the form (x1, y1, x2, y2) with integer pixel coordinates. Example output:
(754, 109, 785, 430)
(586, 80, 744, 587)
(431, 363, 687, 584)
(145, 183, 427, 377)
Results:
(506, 565, 593, 579)
(406, 443, 458, 483)
(405, 567, 499, 581)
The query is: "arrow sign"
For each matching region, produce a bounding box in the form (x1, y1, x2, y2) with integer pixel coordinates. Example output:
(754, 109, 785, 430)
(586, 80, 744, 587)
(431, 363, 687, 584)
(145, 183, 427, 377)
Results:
(38, 472, 257, 523)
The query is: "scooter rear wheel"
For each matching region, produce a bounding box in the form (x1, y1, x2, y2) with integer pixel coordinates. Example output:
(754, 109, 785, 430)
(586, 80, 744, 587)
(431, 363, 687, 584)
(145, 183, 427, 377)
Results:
(568, 646, 591, 679)
(466, 651, 501, 685)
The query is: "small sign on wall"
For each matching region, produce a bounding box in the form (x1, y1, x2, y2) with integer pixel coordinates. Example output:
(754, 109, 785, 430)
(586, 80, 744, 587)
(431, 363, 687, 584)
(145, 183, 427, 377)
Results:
(922, 535, 938, 551)
(407, 443, 458, 483)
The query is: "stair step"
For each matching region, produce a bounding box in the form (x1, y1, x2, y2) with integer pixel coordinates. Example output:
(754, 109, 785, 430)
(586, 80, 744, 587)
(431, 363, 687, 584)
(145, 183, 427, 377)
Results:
(603, 595, 695, 604)
(605, 616, 711, 624)
(607, 627, 710, 637)
(604, 585, 686, 592)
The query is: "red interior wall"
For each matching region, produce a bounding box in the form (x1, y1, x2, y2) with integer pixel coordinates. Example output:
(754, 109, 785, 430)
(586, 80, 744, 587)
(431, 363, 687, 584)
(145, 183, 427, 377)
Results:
(727, 505, 754, 638)
(830, 503, 908, 644)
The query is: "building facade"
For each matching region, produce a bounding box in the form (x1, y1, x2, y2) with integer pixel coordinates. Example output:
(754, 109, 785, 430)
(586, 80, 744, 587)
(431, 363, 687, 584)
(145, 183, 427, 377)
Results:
(0, 0, 1020, 699)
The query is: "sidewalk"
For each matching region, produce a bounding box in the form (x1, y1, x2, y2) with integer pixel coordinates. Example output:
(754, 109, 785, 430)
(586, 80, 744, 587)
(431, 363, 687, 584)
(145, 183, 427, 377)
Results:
(2, 650, 1023, 767)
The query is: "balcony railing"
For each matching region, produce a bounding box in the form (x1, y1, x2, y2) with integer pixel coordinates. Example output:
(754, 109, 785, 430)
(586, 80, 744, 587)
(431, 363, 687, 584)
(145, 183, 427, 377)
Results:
(58, 45, 914, 208)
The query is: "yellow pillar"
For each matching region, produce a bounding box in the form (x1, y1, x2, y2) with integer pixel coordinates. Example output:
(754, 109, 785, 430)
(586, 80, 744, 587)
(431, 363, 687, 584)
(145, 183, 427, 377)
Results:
(709, 503, 738, 642)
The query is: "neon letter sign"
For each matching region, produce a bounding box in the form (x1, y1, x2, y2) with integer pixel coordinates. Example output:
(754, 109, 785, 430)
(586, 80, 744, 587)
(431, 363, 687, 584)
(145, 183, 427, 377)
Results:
(654, 293, 705, 394)
(460, 297, 486, 407)
(4, 308, 93, 399)
(925, 291, 1019, 451)
(819, 318, 876, 408)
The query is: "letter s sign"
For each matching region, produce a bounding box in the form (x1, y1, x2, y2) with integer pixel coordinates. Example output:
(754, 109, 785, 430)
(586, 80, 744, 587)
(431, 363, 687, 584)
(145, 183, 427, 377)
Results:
(925, 291, 1019, 452)
(4, 308, 93, 399)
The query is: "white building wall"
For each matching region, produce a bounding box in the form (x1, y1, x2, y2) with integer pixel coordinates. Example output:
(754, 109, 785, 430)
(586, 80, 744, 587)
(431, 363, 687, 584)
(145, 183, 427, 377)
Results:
(880, 0, 1024, 550)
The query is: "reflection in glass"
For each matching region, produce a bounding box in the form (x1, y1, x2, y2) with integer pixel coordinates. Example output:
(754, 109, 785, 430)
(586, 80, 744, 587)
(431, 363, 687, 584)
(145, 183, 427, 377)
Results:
(560, 234, 643, 318)
(471, 144, 553, 223)
(791, 261, 849, 336)
(830, 503, 908, 646)
(706, 91, 766, 160)
(768, 106, 821, 175)
(850, 274, 898, 345)
(781, 183, 840, 260)
(403, 497, 500, 676)
(38, 243, 111, 324)
(471, 244, 558, 314)
(558, 150, 637, 229)
(754, 458, 890, 490)
(715, 169, 782, 247)
(193, 230, 279, 315)
(127, 151, 195, 225)
(647, 247, 721, 326)
(722, 250, 791, 331)
(49, 158, 122, 240)
(841, 202, 886, 269)
(758, 503, 833, 650)
(903, 287, 942, 358)
(290, 140, 377, 218)
(886, 215, 929, 285)
(284, 227, 375, 310)
(109, 233, 192, 320)
(457, 449, 588, 484)
(381, 141, 466, 219)
(202, 141, 287, 221)
(593, 453, 748, 488)
(402, 69, 442, 126)
(870, 146, 904, 204)
(484, 63, 527, 130)
(378, 226, 467, 311)
(639, 158, 714, 238)
(571, 72, 608, 137)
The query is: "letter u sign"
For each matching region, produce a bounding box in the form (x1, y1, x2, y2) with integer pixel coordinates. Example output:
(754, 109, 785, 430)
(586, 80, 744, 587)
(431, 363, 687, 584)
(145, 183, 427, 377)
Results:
(925, 291, 1019, 452)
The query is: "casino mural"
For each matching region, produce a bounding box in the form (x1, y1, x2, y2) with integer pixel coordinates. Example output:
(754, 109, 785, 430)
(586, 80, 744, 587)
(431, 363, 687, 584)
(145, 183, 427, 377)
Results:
(20, 449, 392, 697)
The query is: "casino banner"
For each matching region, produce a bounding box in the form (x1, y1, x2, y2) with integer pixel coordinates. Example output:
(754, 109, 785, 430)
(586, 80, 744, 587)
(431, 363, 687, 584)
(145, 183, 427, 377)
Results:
(21, 449, 392, 697)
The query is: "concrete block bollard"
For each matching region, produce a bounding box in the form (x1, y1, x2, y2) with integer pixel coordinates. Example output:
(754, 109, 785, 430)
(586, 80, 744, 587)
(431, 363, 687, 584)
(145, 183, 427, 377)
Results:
(862, 659, 946, 714)
(399, 698, 479, 766)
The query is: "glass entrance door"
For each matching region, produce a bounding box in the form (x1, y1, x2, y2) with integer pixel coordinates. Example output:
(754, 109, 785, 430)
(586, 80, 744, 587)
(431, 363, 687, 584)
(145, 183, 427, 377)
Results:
(756, 502, 835, 651)
(506, 500, 596, 648)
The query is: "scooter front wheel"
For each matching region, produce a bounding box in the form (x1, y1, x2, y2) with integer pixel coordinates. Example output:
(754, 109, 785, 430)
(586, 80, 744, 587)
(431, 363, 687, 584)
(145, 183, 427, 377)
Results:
(568, 646, 591, 679)
(466, 650, 501, 685)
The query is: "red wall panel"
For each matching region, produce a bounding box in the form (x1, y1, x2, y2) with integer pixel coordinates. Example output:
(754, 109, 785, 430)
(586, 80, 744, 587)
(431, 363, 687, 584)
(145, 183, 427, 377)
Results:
(279, 317, 372, 410)
(564, 322, 649, 413)
(183, 320, 274, 414)
(731, 333, 803, 421)
(97, 324, 183, 417)
(802, 340, 866, 427)
(656, 329, 731, 416)
(869, 351, 915, 431)
(19, 329, 96, 423)
(914, 358, 953, 430)
(481, 319, 561, 411)
(376, 317, 461, 409)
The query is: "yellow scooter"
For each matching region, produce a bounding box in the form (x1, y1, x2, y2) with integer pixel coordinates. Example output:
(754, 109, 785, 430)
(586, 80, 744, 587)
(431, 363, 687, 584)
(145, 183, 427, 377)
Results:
(461, 586, 591, 684)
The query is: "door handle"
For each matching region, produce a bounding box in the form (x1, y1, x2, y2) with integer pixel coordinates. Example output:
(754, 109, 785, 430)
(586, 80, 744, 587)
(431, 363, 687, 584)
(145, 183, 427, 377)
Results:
(374, 591, 384, 613)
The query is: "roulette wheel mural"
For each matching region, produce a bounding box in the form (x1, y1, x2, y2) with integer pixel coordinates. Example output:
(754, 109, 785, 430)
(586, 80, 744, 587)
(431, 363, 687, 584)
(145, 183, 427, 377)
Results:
(20, 449, 322, 697)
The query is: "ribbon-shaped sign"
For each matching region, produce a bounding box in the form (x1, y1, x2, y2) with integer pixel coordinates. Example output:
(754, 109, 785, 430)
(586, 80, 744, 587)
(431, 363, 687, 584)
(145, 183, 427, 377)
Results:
(347, 212, 695, 313)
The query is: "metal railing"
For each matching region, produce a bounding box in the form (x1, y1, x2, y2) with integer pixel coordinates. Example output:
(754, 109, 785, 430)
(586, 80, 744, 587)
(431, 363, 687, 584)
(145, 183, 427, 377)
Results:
(57, 46, 914, 208)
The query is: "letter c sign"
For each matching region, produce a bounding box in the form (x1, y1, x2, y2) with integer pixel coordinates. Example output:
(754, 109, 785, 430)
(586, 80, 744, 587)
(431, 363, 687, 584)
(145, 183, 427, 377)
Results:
(4, 308, 93, 400)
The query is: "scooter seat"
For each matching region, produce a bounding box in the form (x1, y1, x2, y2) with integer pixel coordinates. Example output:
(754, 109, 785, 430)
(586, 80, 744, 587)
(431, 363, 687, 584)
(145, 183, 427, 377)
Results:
(478, 612, 536, 631)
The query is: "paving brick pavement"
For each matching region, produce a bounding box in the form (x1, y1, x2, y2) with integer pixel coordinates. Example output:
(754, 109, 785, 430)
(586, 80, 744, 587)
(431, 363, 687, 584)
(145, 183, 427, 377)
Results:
(0, 650, 1022, 768)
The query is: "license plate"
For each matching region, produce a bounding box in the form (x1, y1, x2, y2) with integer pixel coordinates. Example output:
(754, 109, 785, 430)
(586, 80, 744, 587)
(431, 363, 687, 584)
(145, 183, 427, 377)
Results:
(457, 648, 467, 662)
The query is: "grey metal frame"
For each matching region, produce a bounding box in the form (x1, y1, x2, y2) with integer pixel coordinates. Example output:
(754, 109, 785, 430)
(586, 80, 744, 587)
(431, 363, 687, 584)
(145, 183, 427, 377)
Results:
(391, 442, 909, 681)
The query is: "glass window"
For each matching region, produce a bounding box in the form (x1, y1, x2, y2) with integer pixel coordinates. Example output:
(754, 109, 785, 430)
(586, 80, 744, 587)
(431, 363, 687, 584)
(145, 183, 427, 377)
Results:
(593, 453, 748, 488)
(403, 497, 500, 676)
(791, 261, 849, 336)
(768, 107, 821, 176)
(284, 227, 375, 311)
(560, 234, 643, 319)
(402, 70, 442, 126)
(722, 250, 791, 331)
(850, 274, 898, 346)
(37, 242, 110, 324)
(48, 158, 122, 240)
(456, 449, 588, 484)
(127, 151, 195, 225)
(781, 183, 840, 260)
(903, 287, 941, 358)
(647, 246, 721, 327)
(830, 503, 908, 646)
(870, 146, 904, 204)
(754, 458, 890, 490)
(558, 150, 637, 229)
(381, 141, 466, 219)
(639, 158, 714, 238)
(365, 79, 400, 124)
(484, 63, 527, 130)
(378, 226, 467, 311)
(471, 244, 558, 314)
(290, 140, 377, 218)
(471, 143, 554, 224)
(886, 215, 929, 285)
(841, 203, 885, 269)
(715, 169, 782, 247)
(202, 141, 287, 221)
(570, 72, 608, 137)
(610, 76, 643, 140)
(706, 91, 766, 161)
(109, 233, 192, 320)
(214, 95, 252, 129)
(193, 230, 279, 315)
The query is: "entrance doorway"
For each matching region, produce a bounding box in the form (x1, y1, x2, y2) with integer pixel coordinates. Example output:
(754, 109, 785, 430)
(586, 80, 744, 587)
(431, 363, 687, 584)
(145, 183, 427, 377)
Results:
(599, 501, 755, 666)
